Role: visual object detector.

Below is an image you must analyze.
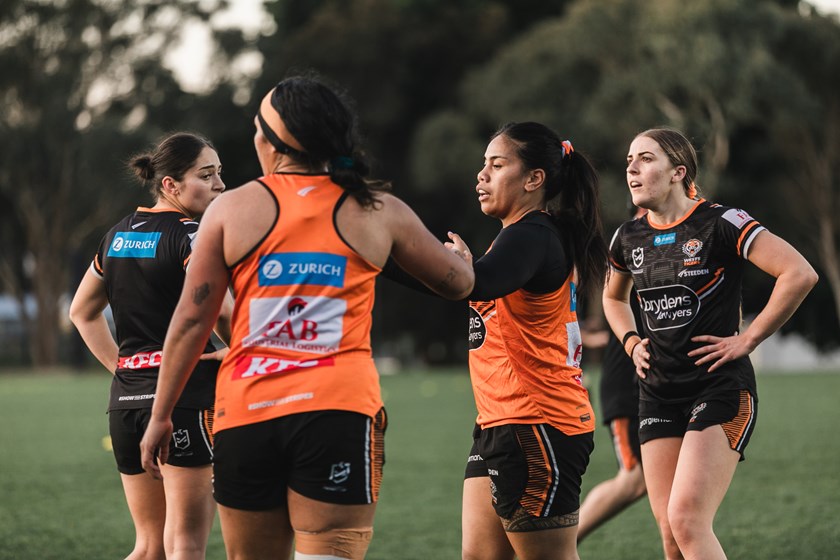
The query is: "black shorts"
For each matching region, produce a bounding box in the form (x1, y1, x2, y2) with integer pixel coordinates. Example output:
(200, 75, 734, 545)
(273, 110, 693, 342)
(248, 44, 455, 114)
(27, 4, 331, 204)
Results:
(607, 416, 641, 471)
(109, 407, 214, 475)
(464, 423, 594, 519)
(213, 408, 387, 510)
(639, 389, 757, 460)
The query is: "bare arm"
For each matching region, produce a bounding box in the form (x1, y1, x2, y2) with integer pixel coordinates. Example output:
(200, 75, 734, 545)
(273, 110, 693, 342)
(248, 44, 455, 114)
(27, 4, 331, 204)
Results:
(386, 195, 474, 300)
(198, 288, 235, 362)
(603, 270, 650, 378)
(140, 204, 231, 478)
(214, 288, 234, 346)
(68, 270, 118, 373)
(689, 231, 818, 371)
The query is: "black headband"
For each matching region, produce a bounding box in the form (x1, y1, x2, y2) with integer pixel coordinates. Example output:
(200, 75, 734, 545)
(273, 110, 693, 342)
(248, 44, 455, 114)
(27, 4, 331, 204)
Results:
(257, 109, 307, 160)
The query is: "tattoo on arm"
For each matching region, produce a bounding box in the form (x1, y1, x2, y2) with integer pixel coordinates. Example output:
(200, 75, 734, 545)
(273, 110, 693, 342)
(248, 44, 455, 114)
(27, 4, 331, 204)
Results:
(501, 506, 579, 533)
(192, 283, 210, 305)
(435, 267, 458, 291)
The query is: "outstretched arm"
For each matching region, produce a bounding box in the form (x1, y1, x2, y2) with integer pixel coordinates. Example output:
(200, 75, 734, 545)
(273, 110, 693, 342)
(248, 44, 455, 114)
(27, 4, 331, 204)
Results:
(386, 196, 474, 300)
(689, 231, 818, 371)
(69, 270, 118, 373)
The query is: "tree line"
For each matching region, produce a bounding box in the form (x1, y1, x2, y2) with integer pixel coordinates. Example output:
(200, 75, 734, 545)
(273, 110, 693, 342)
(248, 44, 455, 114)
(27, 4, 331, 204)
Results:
(0, 0, 837, 367)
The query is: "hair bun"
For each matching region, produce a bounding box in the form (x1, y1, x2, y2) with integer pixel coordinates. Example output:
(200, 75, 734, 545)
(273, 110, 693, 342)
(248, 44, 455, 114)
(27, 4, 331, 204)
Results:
(130, 154, 155, 181)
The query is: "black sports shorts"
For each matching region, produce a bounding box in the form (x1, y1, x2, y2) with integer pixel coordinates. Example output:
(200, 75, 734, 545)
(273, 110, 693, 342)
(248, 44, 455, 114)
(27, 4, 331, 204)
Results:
(608, 416, 641, 471)
(464, 423, 593, 519)
(109, 407, 214, 475)
(639, 389, 757, 460)
(213, 408, 387, 510)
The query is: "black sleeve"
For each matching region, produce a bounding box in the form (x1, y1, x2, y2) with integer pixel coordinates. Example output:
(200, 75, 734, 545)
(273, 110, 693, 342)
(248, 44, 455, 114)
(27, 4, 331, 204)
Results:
(470, 222, 557, 301)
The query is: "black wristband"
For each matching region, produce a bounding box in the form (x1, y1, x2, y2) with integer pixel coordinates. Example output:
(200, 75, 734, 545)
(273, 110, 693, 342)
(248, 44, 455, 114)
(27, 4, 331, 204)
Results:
(621, 331, 640, 346)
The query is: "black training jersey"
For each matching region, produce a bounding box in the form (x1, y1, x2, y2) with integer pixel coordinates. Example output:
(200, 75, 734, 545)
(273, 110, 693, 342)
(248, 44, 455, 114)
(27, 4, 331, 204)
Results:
(608, 200, 764, 404)
(91, 207, 217, 411)
(599, 295, 641, 423)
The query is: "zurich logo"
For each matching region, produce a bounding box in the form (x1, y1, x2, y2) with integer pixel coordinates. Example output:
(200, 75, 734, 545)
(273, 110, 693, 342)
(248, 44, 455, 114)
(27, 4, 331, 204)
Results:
(654, 233, 676, 246)
(262, 259, 283, 280)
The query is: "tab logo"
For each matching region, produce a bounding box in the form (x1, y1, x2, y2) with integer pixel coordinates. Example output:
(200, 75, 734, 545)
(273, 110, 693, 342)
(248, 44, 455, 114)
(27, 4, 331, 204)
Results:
(259, 252, 347, 287)
(654, 233, 676, 246)
(107, 232, 161, 258)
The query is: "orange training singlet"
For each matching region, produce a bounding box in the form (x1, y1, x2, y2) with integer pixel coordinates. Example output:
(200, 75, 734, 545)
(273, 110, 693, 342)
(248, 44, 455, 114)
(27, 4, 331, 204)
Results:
(214, 174, 382, 433)
(468, 274, 595, 435)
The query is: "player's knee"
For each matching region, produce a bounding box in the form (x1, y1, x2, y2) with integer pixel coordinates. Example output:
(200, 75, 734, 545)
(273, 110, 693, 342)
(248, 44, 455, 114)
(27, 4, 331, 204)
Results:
(628, 470, 647, 500)
(667, 504, 704, 547)
(294, 526, 373, 560)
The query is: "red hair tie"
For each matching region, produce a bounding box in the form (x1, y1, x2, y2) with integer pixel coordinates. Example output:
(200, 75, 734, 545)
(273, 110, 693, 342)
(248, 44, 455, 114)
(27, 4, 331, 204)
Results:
(561, 140, 574, 157)
(687, 182, 697, 198)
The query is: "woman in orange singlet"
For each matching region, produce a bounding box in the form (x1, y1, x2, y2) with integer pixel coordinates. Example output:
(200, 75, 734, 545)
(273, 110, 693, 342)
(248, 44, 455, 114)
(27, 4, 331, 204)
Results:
(448, 122, 609, 560)
(139, 75, 474, 560)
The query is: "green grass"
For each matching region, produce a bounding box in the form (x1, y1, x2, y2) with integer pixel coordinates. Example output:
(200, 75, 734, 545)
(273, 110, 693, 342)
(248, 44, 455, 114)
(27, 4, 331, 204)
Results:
(1, 368, 838, 559)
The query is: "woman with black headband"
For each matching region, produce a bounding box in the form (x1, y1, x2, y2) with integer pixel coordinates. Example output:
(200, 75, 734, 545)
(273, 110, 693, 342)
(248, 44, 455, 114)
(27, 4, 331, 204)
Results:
(139, 75, 474, 559)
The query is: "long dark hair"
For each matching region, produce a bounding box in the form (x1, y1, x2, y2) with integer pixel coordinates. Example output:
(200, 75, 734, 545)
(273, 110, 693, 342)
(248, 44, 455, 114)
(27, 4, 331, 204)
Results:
(267, 74, 390, 208)
(493, 122, 608, 295)
(129, 132, 215, 200)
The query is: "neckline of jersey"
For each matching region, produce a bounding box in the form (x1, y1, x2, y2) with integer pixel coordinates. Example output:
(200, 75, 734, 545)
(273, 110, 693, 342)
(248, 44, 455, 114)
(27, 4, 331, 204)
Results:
(136, 206, 187, 215)
(646, 198, 705, 230)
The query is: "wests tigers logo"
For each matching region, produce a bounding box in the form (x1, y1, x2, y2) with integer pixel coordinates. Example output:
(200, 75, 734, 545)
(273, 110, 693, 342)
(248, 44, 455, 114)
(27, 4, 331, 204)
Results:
(682, 238, 703, 266)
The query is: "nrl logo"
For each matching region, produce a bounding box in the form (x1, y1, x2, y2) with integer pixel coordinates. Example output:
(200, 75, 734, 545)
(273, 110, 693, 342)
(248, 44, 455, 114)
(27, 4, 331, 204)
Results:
(329, 462, 351, 484)
(172, 429, 190, 450)
(631, 247, 644, 268)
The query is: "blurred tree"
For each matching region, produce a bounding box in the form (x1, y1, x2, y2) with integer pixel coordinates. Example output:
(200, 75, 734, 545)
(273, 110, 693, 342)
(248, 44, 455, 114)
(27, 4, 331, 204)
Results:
(0, 0, 251, 366)
(761, 7, 840, 346)
(413, 0, 840, 348)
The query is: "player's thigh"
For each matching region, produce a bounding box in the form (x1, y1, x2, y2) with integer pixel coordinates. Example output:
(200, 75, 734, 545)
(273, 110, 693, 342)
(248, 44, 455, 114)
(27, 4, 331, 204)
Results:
(120, 472, 166, 536)
(287, 487, 377, 533)
(640, 437, 682, 522)
(159, 463, 215, 537)
(218, 503, 293, 560)
(671, 426, 740, 522)
(462, 477, 514, 560)
(505, 524, 578, 560)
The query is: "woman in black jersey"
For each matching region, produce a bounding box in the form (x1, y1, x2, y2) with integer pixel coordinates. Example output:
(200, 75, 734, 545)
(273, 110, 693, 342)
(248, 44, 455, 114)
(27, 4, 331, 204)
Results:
(603, 127, 817, 560)
(69, 132, 230, 560)
(446, 122, 608, 560)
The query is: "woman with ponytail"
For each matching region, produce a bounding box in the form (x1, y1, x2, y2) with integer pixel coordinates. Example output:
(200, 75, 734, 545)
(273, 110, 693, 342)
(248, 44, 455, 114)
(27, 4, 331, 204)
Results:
(139, 74, 474, 560)
(604, 127, 817, 559)
(446, 121, 608, 560)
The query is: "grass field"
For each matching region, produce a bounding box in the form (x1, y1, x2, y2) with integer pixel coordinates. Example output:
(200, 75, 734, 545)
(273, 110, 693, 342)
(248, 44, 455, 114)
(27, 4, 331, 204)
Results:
(1, 368, 839, 559)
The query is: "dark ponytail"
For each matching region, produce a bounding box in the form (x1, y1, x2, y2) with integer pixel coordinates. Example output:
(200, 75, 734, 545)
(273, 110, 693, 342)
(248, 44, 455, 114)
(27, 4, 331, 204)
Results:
(494, 122, 608, 296)
(268, 75, 390, 208)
